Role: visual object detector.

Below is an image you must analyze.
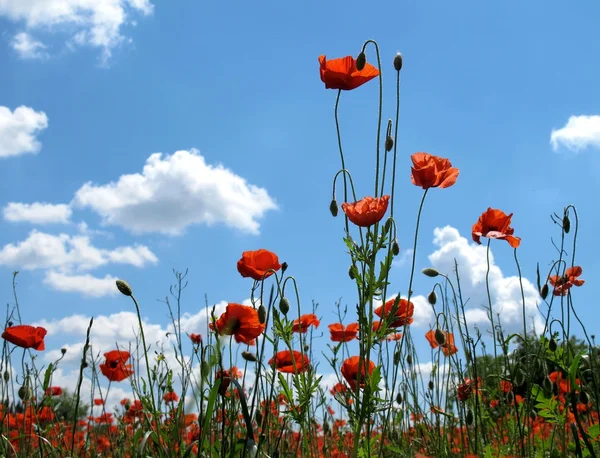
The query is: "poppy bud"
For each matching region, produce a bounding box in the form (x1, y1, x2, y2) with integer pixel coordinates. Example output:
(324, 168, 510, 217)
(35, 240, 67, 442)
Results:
(356, 52, 366, 71)
(393, 53, 403, 72)
(466, 409, 474, 425)
(61, 348, 67, 355)
(279, 297, 290, 315)
(393, 350, 402, 365)
(258, 305, 266, 324)
(116, 279, 133, 297)
(434, 329, 446, 346)
(422, 268, 439, 278)
(563, 214, 571, 234)
(3, 371, 9, 383)
(18, 385, 32, 401)
(385, 135, 394, 152)
(540, 284, 549, 300)
(428, 291, 437, 305)
(548, 338, 557, 352)
(304, 344, 310, 352)
(349, 265, 356, 280)
(281, 262, 288, 273)
(406, 354, 413, 365)
(428, 381, 434, 390)
(330, 199, 339, 217)
(242, 351, 258, 362)
(392, 239, 400, 256)
(396, 392, 403, 404)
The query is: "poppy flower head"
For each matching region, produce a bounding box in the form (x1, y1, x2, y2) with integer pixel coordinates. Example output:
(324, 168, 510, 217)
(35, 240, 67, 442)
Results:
(269, 350, 310, 374)
(100, 350, 133, 382)
(374, 297, 414, 327)
(425, 329, 458, 357)
(237, 249, 282, 281)
(410, 153, 459, 190)
(341, 195, 390, 228)
(1, 325, 47, 351)
(163, 391, 179, 403)
(548, 266, 585, 296)
(328, 322, 359, 342)
(45, 386, 63, 397)
(472, 208, 521, 248)
(319, 55, 379, 91)
(210, 303, 265, 344)
(292, 314, 320, 333)
(341, 356, 376, 391)
(215, 369, 232, 396)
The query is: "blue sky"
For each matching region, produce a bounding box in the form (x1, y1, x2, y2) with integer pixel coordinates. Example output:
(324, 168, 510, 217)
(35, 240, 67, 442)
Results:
(1, 0, 599, 405)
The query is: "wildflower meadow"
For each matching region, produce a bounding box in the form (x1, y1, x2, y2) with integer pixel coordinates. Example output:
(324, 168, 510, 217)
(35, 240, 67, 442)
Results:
(1, 4, 600, 458)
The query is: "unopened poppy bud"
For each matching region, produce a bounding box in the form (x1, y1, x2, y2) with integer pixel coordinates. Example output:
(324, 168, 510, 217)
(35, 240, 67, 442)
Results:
(428, 381, 434, 390)
(304, 344, 310, 352)
(349, 265, 356, 280)
(116, 279, 133, 296)
(393, 53, 403, 72)
(393, 350, 402, 365)
(258, 305, 266, 324)
(540, 284, 549, 300)
(330, 199, 339, 217)
(466, 409, 474, 425)
(281, 262, 288, 273)
(3, 371, 9, 383)
(392, 239, 400, 256)
(7, 321, 13, 327)
(434, 329, 446, 346)
(396, 392, 403, 404)
(279, 297, 290, 315)
(242, 351, 258, 362)
(61, 348, 67, 355)
(356, 52, 366, 71)
(18, 385, 32, 401)
(548, 338, 557, 352)
(385, 135, 394, 152)
(406, 354, 413, 365)
(428, 291, 437, 305)
(563, 214, 571, 234)
(422, 268, 439, 278)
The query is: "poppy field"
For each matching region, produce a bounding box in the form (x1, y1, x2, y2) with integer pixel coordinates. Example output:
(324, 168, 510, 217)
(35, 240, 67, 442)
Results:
(2, 40, 599, 458)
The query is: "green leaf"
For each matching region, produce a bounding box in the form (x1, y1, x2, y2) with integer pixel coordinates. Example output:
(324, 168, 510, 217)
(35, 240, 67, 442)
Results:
(42, 363, 54, 392)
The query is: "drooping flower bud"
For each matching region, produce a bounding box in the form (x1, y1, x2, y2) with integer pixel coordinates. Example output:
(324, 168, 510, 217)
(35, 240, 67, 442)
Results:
(548, 338, 557, 352)
(434, 329, 446, 346)
(428, 380, 434, 390)
(393, 53, 403, 72)
(393, 350, 402, 365)
(18, 385, 32, 401)
(356, 52, 366, 71)
(406, 354, 413, 365)
(116, 279, 133, 296)
(396, 392, 403, 404)
(466, 409, 474, 425)
(258, 305, 266, 324)
(330, 199, 339, 217)
(279, 297, 290, 315)
(428, 291, 437, 305)
(422, 268, 440, 278)
(563, 214, 571, 233)
(540, 283, 549, 300)
(385, 135, 394, 152)
(348, 265, 356, 280)
(242, 351, 258, 362)
(392, 239, 400, 256)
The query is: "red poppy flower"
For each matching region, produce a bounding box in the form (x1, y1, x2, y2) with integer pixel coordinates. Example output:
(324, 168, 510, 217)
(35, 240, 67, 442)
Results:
(94, 398, 105, 406)
(45, 386, 63, 397)
(499, 380, 513, 393)
(318, 55, 379, 91)
(210, 303, 265, 344)
(425, 329, 458, 356)
(457, 379, 475, 402)
(328, 323, 359, 342)
(237, 249, 282, 281)
(374, 297, 414, 327)
(292, 314, 320, 333)
(341, 195, 390, 228)
(269, 350, 310, 374)
(341, 356, 376, 390)
(100, 350, 133, 383)
(548, 266, 585, 296)
(189, 333, 202, 345)
(163, 391, 179, 403)
(1, 325, 47, 351)
(410, 152, 459, 190)
(215, 369, 231, 396)
(386, 332, 403, 341)
(472, 208, 521, 248)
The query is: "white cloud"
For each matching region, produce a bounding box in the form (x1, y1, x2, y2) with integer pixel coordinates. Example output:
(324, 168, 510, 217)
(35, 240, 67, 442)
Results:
(73, 149, 278, 235)
(0, 0, 153, 62)
(11, 32, 48, 59)
(43, 271, 119, 297)
(0, 230, 157, 271)
(550, 115, 600, 152)
(0, 105, 48, 158)
(427, 226, 543, 333)
(3, 202, 72, 224)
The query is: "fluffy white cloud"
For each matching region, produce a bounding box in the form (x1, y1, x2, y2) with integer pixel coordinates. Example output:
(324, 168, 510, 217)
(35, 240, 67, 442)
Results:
(43, 271, 119, 297)
(11, 32, 48, 59)
(427, 226, 543, 333)
(0, 0, 153, 61)
(0, 105, 48, 158)
(550, 115, 600, 152)
(3, 202, 72, 224)
(0, 230, 157, 271)
(73, 149, 278, 235)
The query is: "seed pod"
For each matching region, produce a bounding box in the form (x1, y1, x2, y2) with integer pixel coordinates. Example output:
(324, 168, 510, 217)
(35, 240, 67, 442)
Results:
(393, 53, 403, 72)
(428, 290, 437, 305)
(466, 409, 474, 425)
(356, 52, 366, 71)
(258, 305, 266, 324)
(540, 284, 549, 300)
(116, 279, 133, 296)
(422, 268, 440, 278)
(392, 239, 400, 256)
(434, 329, 446, 346)
(330, 199, 338, 217)
(279, 297, 290, 315)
